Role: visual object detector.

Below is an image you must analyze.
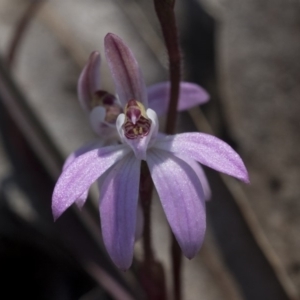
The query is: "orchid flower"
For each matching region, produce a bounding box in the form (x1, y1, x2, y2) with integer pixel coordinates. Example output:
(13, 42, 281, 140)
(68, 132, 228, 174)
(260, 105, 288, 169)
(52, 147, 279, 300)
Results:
(64, 40, 212, 208)
(52, 33, 249, 270)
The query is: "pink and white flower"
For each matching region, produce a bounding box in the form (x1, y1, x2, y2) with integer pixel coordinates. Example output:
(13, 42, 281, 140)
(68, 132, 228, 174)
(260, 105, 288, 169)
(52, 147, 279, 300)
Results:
(52, 33, 249, 270)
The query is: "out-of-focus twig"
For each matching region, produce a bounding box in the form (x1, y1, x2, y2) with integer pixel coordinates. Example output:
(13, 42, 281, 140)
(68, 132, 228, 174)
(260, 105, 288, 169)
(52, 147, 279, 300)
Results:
(6, 0, 45, 68)
(115, 0, 166, 69)
(37, 3, 88, 68)
(85, 262, 135, 300)
(0, 58, 62, 178)
(200, 235, 243, 300)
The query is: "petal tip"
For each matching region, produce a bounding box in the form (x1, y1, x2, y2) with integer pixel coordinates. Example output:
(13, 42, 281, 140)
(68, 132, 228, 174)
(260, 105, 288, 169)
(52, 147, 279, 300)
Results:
(88, 51, 101, 66)
(105, 32, 118, 41)
(104, 33, 121, 47)
(241, 174, 250, 184)
(237, 164, 250, 184)
(51, 189, 69, 222)
(52, 208, 61, 222)
(90, 50, 100, 58)
(182, 246, 200, 260)
(78, 51, 101, 112)
(232, 172, 250, 184)
(112, 258, 132, 271)
(51, 195, 62, 221)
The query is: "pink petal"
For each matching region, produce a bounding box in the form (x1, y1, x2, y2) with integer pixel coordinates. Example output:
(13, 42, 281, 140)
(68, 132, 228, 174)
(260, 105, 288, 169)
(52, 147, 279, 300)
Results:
(177, 156, 211, 201)
(104, 33, 147, 108)
(52, 145, 129, 220)
(62, 140, 105, 209)
(98, 162, 143, 243)
(154, 133, 249, 183)
(77, 51, 101, 112)
(100, 153, 141, 270)
(75, 190, 89, 209)
(147, 149, 206, 259)
(147, 81, 209, 115)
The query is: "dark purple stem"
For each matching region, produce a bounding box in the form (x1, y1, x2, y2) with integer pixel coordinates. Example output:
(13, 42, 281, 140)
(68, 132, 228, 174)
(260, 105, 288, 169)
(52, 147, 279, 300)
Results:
(140, 163, 155, 263)
(172, 234, 182, 300)
(6, 0, 44, 68)
(154, 0, 181, 135)
(153, 1, 182, 299)
(139, 162, 167, 300)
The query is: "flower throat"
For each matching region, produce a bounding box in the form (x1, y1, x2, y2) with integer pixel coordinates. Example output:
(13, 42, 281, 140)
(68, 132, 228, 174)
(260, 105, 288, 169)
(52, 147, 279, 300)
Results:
(123, 99, 151, 139)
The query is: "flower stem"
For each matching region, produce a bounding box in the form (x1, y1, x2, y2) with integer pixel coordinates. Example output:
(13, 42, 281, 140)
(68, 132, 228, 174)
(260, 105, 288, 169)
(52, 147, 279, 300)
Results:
(153, 0, 181, 135)
(153, 1, 182, 299)
(140, 162, 155, 263)
(172, 234, 182, 300)
(139, 162, 167, 300)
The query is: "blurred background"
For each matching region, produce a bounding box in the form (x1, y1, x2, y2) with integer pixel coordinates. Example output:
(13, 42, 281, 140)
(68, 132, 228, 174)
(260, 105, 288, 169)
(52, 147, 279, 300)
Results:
(0, 0, 299, 299)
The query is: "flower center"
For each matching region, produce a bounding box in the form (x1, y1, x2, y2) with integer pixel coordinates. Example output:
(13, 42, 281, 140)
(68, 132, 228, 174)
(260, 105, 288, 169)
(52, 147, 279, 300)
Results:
(123, 100, 151, 139)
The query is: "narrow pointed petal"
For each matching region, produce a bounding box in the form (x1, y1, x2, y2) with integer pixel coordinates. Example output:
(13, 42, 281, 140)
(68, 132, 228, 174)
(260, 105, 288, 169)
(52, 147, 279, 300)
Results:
(62, 140, 105, 209)
(147, 81, 209, 115)
(105, 33, 147, 107)
(147, 149, 206, 259)
(78, 51, 101, 112)
(52, 145, 129, 220)
(75, 190, 89, 209)
(154, 133, 249, 183)
(100, 153, 141, 270)
(177, 156, 211, 201)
